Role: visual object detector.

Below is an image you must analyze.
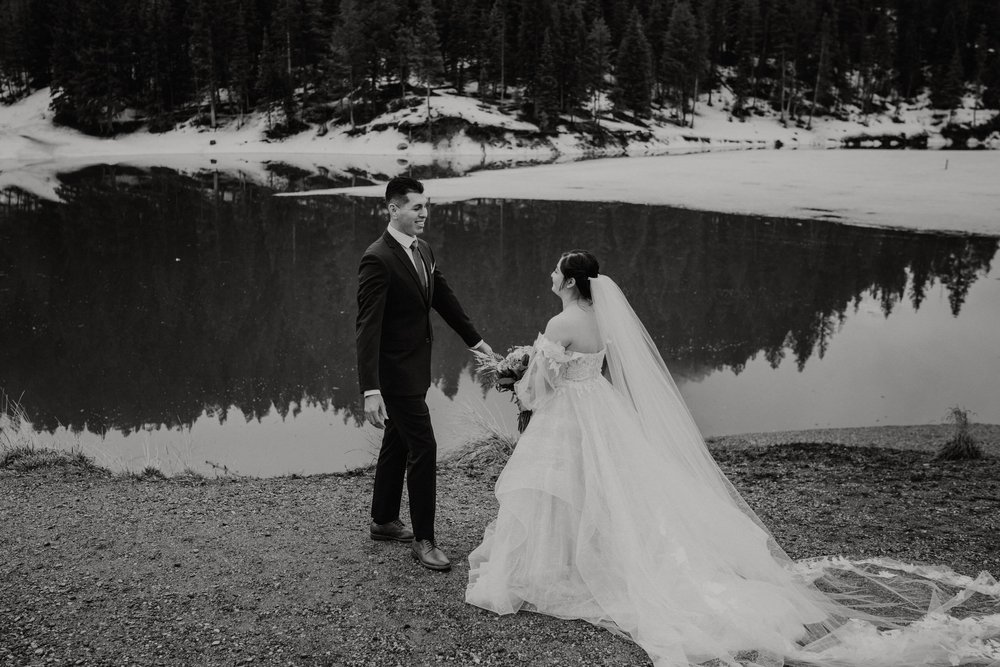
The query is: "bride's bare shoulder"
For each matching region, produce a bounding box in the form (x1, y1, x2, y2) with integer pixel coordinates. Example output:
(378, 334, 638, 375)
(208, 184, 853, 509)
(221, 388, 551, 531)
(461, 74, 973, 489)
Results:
(545, 308, 601, 352)
(543, 313, 574, 349)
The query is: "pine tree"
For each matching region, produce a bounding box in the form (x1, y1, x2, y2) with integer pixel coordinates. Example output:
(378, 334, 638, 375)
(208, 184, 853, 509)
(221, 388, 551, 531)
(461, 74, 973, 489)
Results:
(327, 0, 365, 127)
(689, 5, 708, 127)
(807, 14, 832, 130)
(358, 0, 398, 118)
(271, 0, 298, 121)
(120, 0, 144, 107)
(0, 0, 26, 99)
(298, 0, 332, 82)
(866, 8, 896, 118)
(24, 0, 54, 89)
(660, 0, 699, 125)
(644, 0, 671, 100)
(614, 7, 653, 117)
(983, 53, 1000, 109)
(190, 0, 220, 128)
(973, 23, 988, 125)
(608, 0, 631, 45)
(559, 0, 589, 117)
(645, 0, 671, 67)
(932, 48, 965, 121)
(411, 0, 445, 137)
(516, 0, 546, 92)
(163, 0, 194, 113)
(894, 2, 924, 99)
(583, 15, 612, 124)
(48, 0, 77, 119)
(437, 0, 475, 91)
(536, 29, 561, 129)
(133, 0, 167, 117)
(256, 29, 288, 129)
(770, 0, 796, 125)
(546, 0, 566, 111)
(394, 25, 417, 100)
(729, 0, 760, 117)
(581, 0, 602, 26)
(230, 1, 254, 124)
(58, 0, 132, 133)
(484, 0, 508, 101)
(699, 0, 725, 106)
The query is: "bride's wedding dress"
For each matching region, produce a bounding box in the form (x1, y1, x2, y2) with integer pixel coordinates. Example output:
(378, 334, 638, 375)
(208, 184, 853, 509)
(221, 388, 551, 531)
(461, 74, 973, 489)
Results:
(466, 276, 999, 667)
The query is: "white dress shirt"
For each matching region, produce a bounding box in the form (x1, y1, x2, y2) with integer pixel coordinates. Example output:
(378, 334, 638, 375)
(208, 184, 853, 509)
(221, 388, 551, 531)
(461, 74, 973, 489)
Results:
(386, 224, 425, 279)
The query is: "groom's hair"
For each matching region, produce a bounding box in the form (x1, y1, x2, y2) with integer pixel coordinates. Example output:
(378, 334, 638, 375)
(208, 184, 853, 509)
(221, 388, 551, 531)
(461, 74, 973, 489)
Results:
(385, 177, 424, 205)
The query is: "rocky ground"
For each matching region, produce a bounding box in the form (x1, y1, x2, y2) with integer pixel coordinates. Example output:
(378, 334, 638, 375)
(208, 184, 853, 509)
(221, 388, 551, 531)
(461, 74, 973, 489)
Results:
(2, 426, 999, 667)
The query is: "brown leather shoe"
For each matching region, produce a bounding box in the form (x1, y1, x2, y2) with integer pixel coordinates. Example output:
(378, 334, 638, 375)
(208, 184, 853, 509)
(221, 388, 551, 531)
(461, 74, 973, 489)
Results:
(370, 519, 414, 542)
(410, 539, 451, 571)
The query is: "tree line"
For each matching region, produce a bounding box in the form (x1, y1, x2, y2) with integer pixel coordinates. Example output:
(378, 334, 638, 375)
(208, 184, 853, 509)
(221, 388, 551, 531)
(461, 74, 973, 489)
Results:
(1, 0, 998, 135)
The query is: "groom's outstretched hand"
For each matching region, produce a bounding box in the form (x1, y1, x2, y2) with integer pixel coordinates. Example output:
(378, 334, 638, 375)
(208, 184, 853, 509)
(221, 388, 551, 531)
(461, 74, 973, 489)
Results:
(364, 394, 387, 429)
(473, 341, 495, 357)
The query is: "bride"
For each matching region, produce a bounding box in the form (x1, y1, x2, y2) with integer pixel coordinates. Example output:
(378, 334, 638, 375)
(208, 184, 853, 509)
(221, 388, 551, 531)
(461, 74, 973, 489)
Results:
(465, 250, 999, 667)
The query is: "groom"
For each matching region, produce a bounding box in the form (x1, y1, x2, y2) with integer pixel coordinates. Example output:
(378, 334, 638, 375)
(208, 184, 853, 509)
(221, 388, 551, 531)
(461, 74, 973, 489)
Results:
(356, 176, 492, 571)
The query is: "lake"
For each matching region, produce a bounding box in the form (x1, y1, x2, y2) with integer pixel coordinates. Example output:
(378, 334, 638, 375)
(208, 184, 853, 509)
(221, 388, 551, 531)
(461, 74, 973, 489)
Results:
(1, 164, 998, 476)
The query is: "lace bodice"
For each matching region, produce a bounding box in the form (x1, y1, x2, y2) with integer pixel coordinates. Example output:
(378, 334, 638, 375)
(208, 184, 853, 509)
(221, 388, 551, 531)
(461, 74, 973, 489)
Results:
(534, 334, 606, 384)
(514, 334, 607, 411)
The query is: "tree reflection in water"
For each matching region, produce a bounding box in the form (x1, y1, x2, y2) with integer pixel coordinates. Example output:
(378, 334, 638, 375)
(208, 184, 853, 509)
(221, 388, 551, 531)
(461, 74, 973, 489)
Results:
(0, 165, 995, 441)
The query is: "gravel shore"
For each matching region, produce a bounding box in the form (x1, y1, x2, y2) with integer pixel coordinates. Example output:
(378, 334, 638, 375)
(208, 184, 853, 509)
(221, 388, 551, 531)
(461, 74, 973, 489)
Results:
(2, 425, 998, 667)
(706, 423, 1000, 455)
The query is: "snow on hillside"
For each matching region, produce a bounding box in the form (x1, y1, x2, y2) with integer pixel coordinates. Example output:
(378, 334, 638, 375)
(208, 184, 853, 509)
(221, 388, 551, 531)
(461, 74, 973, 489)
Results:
(4, 85, 995, 168)
(1, 86, 998, 236)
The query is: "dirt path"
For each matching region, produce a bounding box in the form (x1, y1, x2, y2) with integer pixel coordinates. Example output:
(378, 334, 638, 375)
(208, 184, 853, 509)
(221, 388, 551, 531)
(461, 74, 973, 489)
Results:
(2, 438, 998, 666)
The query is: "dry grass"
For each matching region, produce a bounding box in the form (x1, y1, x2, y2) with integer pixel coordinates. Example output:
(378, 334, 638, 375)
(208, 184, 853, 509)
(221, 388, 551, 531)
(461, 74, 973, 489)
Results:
(936, 406, 985, 461)
(444, 405, 518, 470)
(0, 392, 243, 481)
(1, 392, 108, 476)
(0, 445, 107, 474)
(0, 389, 31, 450)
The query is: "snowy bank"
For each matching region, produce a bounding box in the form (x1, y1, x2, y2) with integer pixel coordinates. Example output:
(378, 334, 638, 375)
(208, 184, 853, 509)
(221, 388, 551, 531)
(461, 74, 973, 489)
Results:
(0, 87, 726, 167)
(3, 87, 998, 236)
(296, 150, 1000, 237)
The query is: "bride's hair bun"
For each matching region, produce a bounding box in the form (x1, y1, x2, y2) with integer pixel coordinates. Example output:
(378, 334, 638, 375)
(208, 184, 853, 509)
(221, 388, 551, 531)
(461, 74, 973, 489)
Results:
(559, 250, 600, 301)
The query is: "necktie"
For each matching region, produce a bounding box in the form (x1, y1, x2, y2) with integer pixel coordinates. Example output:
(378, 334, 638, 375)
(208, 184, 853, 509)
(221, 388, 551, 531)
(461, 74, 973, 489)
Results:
(410, 241, 428, 293)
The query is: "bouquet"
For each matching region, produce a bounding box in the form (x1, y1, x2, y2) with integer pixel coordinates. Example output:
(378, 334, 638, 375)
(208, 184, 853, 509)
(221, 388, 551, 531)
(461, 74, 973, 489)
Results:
(473, 345, 534, 432)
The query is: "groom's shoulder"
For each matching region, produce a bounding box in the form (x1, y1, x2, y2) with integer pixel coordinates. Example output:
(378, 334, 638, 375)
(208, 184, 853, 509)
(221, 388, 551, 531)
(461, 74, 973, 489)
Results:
(362, 234, 391, 258)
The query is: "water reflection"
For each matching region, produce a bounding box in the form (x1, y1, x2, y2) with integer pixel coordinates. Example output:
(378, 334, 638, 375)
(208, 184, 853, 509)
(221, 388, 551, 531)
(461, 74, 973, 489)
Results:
(0, 166, 996, 474)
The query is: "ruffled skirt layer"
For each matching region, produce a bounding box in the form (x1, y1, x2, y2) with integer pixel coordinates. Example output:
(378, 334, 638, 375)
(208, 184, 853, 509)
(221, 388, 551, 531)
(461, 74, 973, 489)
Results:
(465, 379, 1000, 667)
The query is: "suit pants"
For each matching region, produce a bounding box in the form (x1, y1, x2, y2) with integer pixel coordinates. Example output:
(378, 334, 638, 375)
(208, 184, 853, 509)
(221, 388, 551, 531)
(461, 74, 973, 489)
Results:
(371, 394, 437, 542)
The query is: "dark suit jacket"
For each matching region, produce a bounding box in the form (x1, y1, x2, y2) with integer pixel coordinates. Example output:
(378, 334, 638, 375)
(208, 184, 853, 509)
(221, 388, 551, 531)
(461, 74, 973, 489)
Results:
(356, 231, 481, 396)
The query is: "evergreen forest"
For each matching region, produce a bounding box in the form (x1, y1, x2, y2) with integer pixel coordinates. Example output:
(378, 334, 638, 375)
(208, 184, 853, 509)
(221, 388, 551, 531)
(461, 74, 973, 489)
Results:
(0, 0, 998, 136)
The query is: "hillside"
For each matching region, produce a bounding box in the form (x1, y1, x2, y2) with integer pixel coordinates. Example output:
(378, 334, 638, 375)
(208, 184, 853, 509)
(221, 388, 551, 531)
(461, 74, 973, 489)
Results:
(2, 83, 997, 181)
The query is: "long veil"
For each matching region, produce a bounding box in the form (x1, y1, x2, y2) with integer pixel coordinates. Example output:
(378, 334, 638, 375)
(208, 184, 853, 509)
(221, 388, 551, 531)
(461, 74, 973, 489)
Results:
(591, 274, 780, 549)
(589, 274, 1000, 665)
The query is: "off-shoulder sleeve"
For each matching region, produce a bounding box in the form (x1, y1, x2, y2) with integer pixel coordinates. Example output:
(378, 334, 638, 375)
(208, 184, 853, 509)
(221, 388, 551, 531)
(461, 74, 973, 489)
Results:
(514, 334, 573, 411)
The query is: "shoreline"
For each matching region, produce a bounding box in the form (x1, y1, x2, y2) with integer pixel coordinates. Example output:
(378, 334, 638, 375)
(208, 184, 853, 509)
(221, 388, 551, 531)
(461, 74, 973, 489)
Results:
(2, 427, 997, 666)
(3, 422, 998, 481)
